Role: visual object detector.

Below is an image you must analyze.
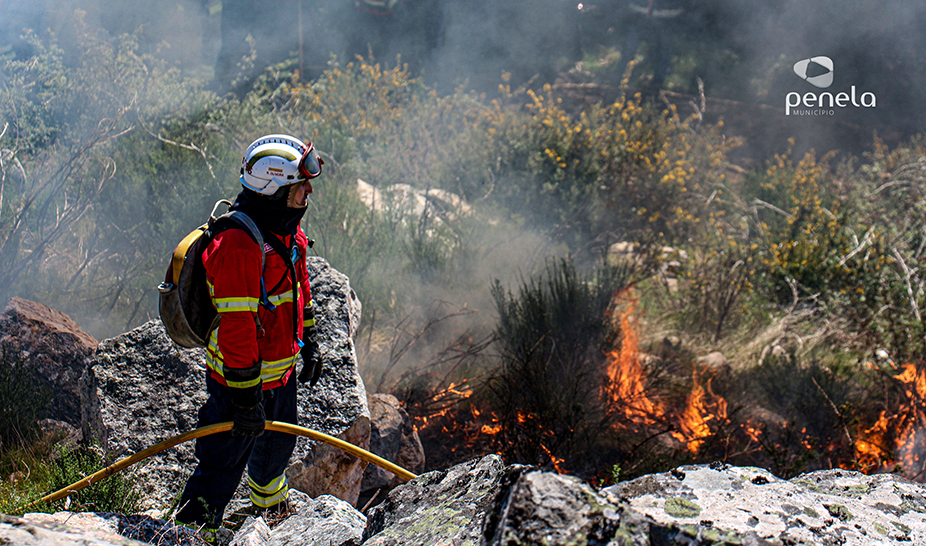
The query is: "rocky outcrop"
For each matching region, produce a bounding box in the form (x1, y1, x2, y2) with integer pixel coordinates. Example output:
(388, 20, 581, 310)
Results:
(11, 457, 926, 545)
(361, 393, 425, 494)
(81, 320, 208, 510)
(232, 493, 366, 546)
(81, 257, 369, 511)
(287, 257, 370, 506)
(0, 297, 97, 429)
(604, 464, 926, 545)
(362, 454, 511, 545)
(6, 512, 201, 546)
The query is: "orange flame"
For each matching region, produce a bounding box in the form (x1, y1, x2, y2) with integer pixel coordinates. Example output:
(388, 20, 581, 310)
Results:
(671, 366, 729, 453)
(604, 291, 729, 454)
(604, 296, 665, 425)
(856, 362, 926, 480)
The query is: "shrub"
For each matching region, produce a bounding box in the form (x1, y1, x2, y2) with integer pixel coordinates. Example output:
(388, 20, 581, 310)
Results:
(40, 444, 142, 514)
(486, 257, 635, 471)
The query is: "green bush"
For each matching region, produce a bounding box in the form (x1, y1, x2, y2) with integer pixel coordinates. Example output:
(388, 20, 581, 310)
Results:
(41, 444, 142, 514)
(486, 257, 635, 471)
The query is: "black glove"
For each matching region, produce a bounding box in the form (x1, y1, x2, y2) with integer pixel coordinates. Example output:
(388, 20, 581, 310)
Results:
(298, 341, 323, 386)
(229, 382, 265, 437)
(231, 403, 265, 437)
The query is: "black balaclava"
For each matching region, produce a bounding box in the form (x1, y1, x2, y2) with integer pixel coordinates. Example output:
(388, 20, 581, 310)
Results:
(229, 185, 307, 236)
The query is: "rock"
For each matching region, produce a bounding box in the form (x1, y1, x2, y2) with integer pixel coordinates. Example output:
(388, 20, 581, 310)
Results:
(288, 257, 370, 507)
(228, 493, 365, 546)
(483, 470, 620, 545)
(603, 464, 926, 545)
(81, 257, 369, 512)
(18, 512, 203, 546)
(267, 494, 366, 546)
(483, 468, 696, 546)
(695, 351, 729, 371)
(662, 335, 682, 351)
(36, 418, 81, 450)
(230, 516, 272, 546)
(694, 351, 732, 387)
(82, 319, 208, 510)
(361, 393, 425, 493)
(0, 513, 150, 546)
(362, 454, 510, 545)
(0, 297, 97, 429)
(357, 180, 472, 223)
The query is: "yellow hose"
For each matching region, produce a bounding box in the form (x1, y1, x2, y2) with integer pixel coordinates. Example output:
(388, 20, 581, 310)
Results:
(25, 421, 417, 509)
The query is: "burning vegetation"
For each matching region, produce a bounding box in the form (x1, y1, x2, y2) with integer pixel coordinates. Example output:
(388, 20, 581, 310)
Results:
(402, 280, 926, 486)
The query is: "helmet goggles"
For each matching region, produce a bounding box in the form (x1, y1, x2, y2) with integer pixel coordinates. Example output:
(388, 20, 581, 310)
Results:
(298, 143, 323, 180)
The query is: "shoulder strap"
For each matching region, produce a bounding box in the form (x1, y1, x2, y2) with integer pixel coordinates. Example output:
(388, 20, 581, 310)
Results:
(262, 232, 304, 347)
(211, 211, 277, 311)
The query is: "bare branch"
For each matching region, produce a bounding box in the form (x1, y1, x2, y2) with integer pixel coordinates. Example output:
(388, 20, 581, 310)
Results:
(892, 247, 921, 323)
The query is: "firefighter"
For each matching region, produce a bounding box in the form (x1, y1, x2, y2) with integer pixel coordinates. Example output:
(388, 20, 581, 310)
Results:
(174, 134, 324, 537)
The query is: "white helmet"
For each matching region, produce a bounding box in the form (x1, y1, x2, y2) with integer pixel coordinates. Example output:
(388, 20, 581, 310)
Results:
(240, 134, 323, 195)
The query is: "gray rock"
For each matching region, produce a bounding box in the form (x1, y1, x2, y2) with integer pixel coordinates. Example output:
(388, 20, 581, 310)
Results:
(230, 516, 272, 546)
(18, 512, 204, 546)
(484, 470, 617, 545)
(269, 494, 366, 546)
(361, 393, 425, 493)
(482, 469, 723, 546)
(83, 319, 207, 510)
(362, 454, 509, 546)
(81, 257, 370, 512)
(604, 464, 926, 545)
(288, 257, 370, 507)
(695, 351, 729, 371)
(0, 297, 97, 430)
(1, 513, 149, 546)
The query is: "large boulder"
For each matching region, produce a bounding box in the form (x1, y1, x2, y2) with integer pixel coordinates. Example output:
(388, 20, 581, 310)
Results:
(361, 393, 426, 494)
(8, 512, 202, 546)
(81, 257, 369, 512)
(231, 493, 366, 546)
(286, 257, 370, 506)
(483, 467, 699, 546)
(603, 464, 926, 545)
(81, 320, 209, 510)
(362, 454, 512, 545)
(0, 297, 97, 429)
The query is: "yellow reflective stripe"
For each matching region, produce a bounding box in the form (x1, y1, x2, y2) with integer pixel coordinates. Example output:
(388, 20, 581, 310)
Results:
(259, 354, 298, 383)
(266, 293, 295, 306)
(249, 474, 289, 507)
(205, 330, 225, 376)
(226, 376, 261, 389)
(207, 280, 215, 298)
(303, 317, 315, 327)
(250, 486, 288, 508)
(247, 148, 298, 169)
(214, 296, 259, 313)
(249, 474, 286, 495)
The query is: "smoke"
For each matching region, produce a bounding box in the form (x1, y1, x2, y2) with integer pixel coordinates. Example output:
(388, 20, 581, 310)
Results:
(2, 0, 925, 341)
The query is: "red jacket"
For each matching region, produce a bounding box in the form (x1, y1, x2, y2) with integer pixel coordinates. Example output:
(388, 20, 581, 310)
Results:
(202, 226, 313, 390)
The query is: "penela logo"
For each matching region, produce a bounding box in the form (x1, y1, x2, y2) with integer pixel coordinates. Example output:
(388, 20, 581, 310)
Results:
(785, 55, 876, 116)
(793, 56, 834, 89)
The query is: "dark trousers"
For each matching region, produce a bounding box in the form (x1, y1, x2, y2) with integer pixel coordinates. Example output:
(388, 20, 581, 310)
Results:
(175, 372, 298, 528)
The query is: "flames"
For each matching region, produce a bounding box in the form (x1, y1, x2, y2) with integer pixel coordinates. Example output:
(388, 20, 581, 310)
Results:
(603, 298, 664, 425)
(855, 362, 926, 480)
(604, 294, 729, 454)
(669, 367, 729, 453)
(407, 292, 926, 482)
